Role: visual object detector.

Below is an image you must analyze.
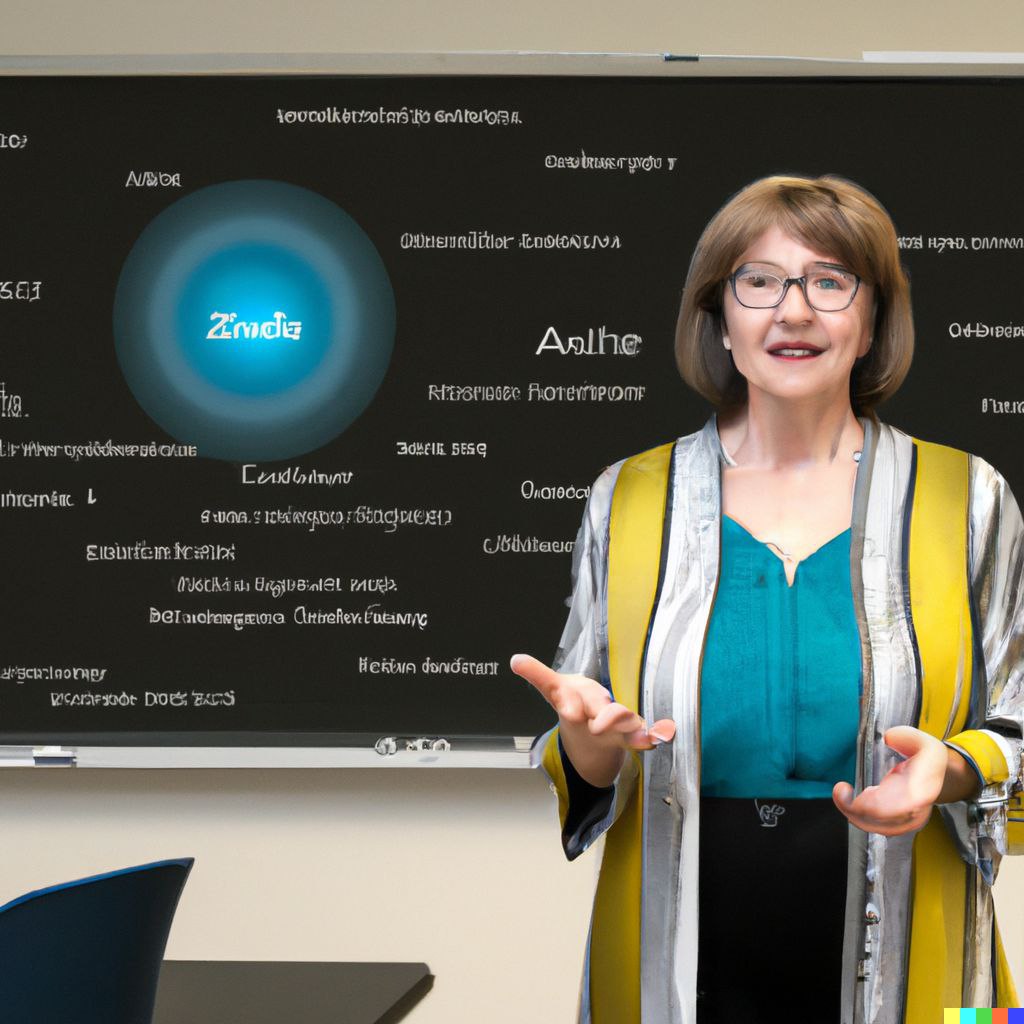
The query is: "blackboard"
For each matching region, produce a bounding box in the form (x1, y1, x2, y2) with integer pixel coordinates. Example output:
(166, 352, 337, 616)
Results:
(2, 71, 1022, 762)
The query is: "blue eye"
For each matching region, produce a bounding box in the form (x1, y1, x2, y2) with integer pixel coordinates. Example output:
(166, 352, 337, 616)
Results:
(809, 271, 853, 293)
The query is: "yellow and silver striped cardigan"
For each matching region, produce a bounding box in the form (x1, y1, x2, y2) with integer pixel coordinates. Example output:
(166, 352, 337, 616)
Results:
(537, 417, 1024, 1024)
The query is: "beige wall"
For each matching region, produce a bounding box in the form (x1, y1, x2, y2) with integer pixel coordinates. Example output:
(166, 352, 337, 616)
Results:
(2, 0, 1024, 59)
(2, 1, 1023, 1018)
(1, 767, 1021, 1021)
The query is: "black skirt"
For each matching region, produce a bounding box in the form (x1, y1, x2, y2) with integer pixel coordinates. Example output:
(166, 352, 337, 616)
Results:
(696, 796, 849, 1023)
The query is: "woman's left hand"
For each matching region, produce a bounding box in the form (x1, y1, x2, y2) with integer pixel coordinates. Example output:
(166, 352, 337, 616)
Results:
(832, 726, 978, 836)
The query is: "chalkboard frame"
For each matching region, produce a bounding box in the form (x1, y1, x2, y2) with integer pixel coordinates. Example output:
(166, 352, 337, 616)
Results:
(2, 54, 1021, 767)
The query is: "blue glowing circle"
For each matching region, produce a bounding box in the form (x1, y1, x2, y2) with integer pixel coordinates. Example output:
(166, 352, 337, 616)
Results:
(113, 180, 396, 461)
(176, 244, 332, 397)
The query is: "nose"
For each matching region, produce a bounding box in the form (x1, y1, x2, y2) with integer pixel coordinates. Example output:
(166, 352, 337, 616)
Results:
(774, 280, 814, 322)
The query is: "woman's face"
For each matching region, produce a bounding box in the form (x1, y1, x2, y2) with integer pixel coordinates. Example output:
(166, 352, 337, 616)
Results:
(721, 225, 874, 407)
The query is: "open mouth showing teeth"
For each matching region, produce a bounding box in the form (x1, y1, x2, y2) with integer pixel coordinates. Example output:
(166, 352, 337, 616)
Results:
(770, 348, 821, 358)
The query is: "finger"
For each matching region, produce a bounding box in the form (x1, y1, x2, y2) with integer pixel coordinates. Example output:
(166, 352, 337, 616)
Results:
(882, 725, 929, 760)
(614, 716, 676, 752)
(832, 781, 855, 812)
(841, 806, 926, 836)
(589, 702, 643, 737)
(839, 784, 888, 821)
(584, 703, 674, 749)
(836, 783, 924, 834)
(510, 654, 578, 720)
(625, 729, 657, 750)
(648, 719, 676, 744)
(509, 653, 563, 699)
(832, 782, 885, 830)
(879, 730, 946, 800)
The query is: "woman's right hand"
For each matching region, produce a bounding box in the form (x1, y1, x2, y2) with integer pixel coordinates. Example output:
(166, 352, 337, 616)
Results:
(510, 653, 676, 788)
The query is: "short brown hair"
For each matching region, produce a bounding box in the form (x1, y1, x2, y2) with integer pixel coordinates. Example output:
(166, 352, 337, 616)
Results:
(675, 175, 913, 417)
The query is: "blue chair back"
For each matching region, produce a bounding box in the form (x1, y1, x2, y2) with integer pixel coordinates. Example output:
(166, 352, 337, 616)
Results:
(0, 857, 193, 1024)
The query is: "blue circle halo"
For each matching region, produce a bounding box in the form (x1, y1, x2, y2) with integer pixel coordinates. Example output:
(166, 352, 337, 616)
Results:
(114, 179, 396, 461)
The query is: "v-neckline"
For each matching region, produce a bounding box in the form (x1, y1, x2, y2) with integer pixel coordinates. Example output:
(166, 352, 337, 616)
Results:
(722, 514, 851, 588)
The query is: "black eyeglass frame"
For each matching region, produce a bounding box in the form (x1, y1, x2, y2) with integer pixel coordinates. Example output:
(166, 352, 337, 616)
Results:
(726, 267, 862, 313)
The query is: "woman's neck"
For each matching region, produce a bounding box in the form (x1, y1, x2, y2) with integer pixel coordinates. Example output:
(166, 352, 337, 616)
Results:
(717, 390, 863, 470)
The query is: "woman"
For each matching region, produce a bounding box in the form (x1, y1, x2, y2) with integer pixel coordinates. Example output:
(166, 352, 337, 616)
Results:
(512, 175, 1024, 1024)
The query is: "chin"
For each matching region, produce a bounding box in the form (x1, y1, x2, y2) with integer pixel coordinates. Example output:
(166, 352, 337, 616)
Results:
(752, 376, 828, 398)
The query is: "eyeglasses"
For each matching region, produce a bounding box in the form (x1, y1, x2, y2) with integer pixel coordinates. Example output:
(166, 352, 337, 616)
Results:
(728, 264, 862, 312)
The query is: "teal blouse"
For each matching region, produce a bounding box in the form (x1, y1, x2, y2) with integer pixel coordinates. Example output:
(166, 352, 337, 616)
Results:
(699, 515, 862, 799)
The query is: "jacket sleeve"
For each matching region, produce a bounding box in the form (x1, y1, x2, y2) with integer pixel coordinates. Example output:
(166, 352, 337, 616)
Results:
(941, 455, 1024, 876)
(534, 461, 640, 861)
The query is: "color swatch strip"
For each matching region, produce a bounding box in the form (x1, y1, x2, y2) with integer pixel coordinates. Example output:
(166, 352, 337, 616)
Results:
(944, 1009, 1024, 1023)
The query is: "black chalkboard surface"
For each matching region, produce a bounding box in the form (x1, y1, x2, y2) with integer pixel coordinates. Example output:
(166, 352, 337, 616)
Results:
(1, 73, 1021, 759)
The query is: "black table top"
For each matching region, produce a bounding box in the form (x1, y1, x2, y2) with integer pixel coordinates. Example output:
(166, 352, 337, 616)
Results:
(153, 960, 433, 1024)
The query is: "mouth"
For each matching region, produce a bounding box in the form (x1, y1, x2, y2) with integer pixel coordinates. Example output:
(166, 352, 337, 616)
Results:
(766, 343, 824, 360)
